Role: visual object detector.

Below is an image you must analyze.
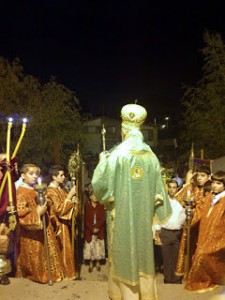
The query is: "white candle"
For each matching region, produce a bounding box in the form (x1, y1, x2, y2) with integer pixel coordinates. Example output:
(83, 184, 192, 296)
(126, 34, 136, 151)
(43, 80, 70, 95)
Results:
(187, 189, 191, 201)
(38, 177, 42, 187)
(12, 118, 28, 159)
(6, 118, 13, 162)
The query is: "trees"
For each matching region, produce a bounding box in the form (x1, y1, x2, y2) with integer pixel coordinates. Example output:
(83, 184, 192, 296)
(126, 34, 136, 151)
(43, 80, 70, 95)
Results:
(180, 31, 225, 160)
(0, 57, 83, 172)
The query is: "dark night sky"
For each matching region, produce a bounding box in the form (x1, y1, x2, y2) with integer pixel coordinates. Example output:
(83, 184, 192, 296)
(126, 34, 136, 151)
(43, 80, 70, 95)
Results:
(0, 0, 225, 122)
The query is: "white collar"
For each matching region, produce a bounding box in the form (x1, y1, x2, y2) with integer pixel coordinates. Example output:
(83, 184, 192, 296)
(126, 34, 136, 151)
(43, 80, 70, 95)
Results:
(20, 182, 34, 189)
(211, 190, 225, 206)
(49, 181, 61, 189)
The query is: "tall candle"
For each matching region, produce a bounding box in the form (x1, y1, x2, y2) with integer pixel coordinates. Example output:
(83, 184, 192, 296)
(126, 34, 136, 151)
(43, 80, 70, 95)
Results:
(6, 118, 13, 162)
(6, 118, 14, 220)
(12, 118, 27, 158)
(0, 118, 27, 198)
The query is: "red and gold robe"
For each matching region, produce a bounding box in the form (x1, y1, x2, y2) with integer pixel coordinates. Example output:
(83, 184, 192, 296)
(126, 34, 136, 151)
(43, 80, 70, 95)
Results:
(45, 184, 76, 279)
(185, 191, 225, 292)
(175, 184, 207, 276)
(16, 185, 65, 283)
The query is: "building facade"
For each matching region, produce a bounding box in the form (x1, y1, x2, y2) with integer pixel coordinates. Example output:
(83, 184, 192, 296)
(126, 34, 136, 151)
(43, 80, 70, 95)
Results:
(83, 117, 158, 156)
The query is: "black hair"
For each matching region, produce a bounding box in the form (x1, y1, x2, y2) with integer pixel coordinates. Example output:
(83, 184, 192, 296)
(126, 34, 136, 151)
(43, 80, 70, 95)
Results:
(167, 179, 178, 188)
(211, 171, 225, 186)
(195, 165, 211, 175)
(49, 165, 64, 177)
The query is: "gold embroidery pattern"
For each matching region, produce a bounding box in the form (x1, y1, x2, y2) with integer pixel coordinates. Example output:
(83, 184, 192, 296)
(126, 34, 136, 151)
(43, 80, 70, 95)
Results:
(131, 167, 143, 179)
(130, 150, 152, 156)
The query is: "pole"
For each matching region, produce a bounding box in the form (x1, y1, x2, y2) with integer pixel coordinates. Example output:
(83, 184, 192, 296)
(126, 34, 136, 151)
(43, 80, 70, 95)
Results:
(188, 143, 195, 171)
(71, 174, 76, 261)
(101, 124, 106, 153)
(68, 146, 82, 280)
(184, 190, 193, 274)
(34, 182, 53, 286)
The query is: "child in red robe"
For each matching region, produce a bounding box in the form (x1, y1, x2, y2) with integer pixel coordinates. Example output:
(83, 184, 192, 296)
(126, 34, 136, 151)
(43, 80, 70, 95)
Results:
(16, 164, 65, 283)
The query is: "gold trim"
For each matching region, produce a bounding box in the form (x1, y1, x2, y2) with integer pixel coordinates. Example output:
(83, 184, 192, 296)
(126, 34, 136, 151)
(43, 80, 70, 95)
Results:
(185, 285, 219, 293)
(175, 271, 185, 276)
(112, 272, 156, 287)
(130, 150, 153, 156)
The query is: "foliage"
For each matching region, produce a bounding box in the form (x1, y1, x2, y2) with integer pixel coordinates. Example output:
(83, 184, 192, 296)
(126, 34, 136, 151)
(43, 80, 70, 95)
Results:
(0, 57, 84, 172)
(180, 31, 225, 160)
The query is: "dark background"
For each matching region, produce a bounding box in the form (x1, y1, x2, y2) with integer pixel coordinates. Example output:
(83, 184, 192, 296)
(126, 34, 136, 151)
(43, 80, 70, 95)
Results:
(0, 0, 225, 122)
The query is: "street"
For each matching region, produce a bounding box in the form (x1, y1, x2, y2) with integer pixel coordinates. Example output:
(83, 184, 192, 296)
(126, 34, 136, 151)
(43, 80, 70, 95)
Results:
(0, 262, 224, 300)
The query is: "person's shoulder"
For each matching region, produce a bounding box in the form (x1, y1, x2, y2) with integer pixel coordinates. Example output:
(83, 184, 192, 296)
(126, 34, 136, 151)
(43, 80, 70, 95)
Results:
(46, 184, 57, 190)
(174, 197, 185, 208)
(17, 185, 34, 196)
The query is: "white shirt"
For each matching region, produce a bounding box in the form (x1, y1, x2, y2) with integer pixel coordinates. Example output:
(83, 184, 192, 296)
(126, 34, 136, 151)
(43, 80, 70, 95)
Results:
(155, 196, 186, 231)
(15, 177, 23, 190)
(211, 190, 225, 206)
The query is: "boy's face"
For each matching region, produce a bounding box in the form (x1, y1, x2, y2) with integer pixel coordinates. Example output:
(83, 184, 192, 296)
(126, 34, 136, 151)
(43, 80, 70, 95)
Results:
(196, 172, 210, 187)
(22, 167, 39, 186)
(167, 182, 178, 197)
(53, 170, 65, 184)
(212, 180, 225, 195)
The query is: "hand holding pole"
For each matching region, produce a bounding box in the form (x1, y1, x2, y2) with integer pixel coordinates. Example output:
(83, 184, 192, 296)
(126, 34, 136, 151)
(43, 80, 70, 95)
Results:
(184, 189, 194, 274)
(34, 179, 53, 286)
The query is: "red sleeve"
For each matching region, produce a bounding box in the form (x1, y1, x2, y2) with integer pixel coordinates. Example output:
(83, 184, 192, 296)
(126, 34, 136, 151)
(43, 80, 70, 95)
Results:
(96, 204, 105, 240)
(84, 203, 94, 242)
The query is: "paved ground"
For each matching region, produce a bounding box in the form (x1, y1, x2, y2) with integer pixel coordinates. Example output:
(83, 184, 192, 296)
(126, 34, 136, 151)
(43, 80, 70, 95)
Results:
(0, 262, 225, 300)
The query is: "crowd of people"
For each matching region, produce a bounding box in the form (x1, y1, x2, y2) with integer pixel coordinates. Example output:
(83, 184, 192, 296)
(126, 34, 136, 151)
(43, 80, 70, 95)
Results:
(1, 102, 225, 300)
(155, 165, 225, 293)
(0, 160, 106, 285)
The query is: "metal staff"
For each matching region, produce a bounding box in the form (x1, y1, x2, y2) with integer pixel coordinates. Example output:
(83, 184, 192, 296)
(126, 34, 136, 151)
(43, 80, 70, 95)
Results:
(68, 146, 81, 279)
(184, 190, 194, 274)
(101, 124, 106, 153)
(34, 181, 53, 286)
(188, 143, 195, 171)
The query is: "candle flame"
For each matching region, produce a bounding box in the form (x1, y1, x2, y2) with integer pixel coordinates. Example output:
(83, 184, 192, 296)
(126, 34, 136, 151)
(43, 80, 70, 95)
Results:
(37, 177, 42, 187)
(22, 118, 28, 124)
(186, 189, 192, 201)
(8, 117, 13, 123)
